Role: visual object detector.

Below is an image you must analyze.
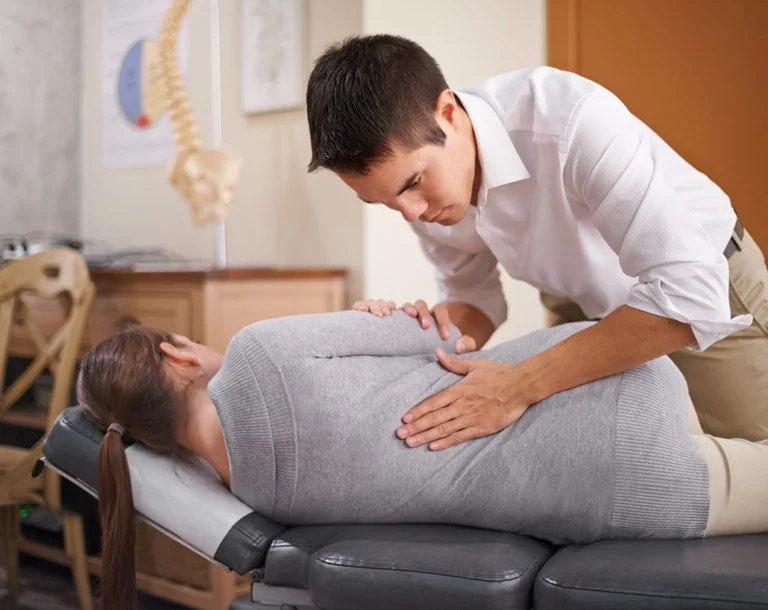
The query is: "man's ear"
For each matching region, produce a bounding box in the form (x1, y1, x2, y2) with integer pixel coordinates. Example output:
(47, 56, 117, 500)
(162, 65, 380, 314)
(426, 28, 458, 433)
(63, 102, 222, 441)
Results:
(159, 341, 199, 369)
(435, 89, 459, 126)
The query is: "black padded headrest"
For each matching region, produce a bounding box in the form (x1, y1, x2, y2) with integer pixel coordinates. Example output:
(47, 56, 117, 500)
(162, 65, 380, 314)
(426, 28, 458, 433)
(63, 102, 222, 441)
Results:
(42, 407, 284, 574)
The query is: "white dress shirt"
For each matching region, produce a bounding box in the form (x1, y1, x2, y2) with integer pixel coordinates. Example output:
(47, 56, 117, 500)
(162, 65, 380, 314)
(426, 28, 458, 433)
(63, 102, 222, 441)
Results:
(412, 67, 751, 351)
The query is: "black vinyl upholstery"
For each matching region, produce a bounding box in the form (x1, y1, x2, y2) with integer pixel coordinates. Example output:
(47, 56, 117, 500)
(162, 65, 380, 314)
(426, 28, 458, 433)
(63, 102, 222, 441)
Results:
(309, 527, 551, 610)
(42, 406, 119, 490)
(264, 524, 552, 609)
(535, 536, 768, 609)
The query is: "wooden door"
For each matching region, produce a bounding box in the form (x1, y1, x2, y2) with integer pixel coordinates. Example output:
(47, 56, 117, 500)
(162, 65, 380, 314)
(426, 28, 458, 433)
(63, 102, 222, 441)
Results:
(548, 0, 768, 252)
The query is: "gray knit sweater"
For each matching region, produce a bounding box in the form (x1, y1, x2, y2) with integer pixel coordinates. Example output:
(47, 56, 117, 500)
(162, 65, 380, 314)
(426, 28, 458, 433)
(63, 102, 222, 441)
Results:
(207, 310, 709, 544)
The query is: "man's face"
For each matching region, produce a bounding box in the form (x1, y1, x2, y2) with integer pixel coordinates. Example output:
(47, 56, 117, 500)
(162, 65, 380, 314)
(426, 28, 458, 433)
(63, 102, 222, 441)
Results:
(337, 98, 478, 226)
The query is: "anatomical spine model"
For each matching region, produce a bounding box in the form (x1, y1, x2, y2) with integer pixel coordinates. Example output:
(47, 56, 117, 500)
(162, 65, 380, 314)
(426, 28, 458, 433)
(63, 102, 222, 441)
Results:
(158, 0, 243, 225)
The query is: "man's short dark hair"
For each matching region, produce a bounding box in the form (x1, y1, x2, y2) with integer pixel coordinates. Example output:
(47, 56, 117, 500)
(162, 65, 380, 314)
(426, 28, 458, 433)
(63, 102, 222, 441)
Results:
(306, 34, 449, 175)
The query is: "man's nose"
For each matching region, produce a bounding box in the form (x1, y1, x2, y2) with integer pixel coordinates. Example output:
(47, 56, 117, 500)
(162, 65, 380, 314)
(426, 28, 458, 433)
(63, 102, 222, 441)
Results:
(397, 197, 429, 222)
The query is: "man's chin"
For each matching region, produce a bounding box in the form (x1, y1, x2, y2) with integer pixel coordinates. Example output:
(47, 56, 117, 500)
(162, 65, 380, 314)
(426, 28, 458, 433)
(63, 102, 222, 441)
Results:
(437, 205, 467, 226)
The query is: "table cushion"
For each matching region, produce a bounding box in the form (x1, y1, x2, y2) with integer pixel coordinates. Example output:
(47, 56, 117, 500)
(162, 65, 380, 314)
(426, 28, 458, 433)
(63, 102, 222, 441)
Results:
(535, 535, 768, 609)
(263, 523, 553, 610)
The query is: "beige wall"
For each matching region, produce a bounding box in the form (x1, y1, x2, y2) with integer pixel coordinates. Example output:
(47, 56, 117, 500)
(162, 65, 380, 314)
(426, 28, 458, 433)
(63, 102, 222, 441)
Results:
(361, 0, 548, 343)
(80, 0, 548, 335)
(80, 0, 365, 299)
(1, 0, 80, 235)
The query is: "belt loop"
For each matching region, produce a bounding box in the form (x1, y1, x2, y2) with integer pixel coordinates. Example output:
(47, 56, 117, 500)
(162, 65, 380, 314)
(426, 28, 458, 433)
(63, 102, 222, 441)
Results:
(732, 219, 744, 251)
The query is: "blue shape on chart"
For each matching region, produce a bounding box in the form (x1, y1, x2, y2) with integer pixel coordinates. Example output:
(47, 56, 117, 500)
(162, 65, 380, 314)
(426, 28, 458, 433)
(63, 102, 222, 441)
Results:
(118, 40, 144, 125)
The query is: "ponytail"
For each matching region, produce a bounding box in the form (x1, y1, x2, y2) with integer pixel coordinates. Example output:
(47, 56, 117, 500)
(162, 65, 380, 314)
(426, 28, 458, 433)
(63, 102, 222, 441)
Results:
(98, 429, 137, 610)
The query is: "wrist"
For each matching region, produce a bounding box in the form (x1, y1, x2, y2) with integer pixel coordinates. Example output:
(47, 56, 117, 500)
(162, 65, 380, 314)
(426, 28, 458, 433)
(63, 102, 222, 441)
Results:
(445, 302, 495, 348)
(514, 349, 561, 405)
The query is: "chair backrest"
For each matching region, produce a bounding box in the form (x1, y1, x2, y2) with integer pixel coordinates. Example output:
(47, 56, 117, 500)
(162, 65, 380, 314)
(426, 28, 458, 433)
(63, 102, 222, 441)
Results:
(0, 248, 95, 509)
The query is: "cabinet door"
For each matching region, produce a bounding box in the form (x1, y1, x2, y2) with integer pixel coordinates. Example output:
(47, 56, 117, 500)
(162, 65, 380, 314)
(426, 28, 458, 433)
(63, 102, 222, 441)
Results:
(4, 292, 157, 359)
(84, 291, 194, 349)
(548, 0, 768, 251)
(203, 278, 346, 352)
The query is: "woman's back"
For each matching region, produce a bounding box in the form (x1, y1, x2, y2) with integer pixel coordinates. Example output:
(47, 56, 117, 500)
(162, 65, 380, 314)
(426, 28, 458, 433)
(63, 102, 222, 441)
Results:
(208, 311, 709, 544)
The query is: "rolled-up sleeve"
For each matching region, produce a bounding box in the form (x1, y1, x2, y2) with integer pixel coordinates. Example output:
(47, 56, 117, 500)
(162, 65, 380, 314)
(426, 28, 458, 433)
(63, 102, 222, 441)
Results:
(563, 92, 751, 351)
(411, 224, 508, 330)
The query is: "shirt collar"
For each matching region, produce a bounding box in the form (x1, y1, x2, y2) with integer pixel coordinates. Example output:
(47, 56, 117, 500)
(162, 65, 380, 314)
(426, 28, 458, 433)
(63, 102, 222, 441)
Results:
(454, 90, 530, 190)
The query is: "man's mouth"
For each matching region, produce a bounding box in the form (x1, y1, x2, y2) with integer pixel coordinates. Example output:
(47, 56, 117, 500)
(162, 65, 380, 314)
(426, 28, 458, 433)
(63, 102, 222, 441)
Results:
(422, 209, 444, 223)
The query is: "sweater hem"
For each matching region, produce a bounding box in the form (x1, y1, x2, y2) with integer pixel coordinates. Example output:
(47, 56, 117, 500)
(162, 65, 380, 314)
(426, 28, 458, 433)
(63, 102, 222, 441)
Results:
(610, 360, 709, 539)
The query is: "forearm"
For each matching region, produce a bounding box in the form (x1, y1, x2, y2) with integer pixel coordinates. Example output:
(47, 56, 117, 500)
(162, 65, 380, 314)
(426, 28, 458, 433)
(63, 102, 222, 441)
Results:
(445, 302, 496, 349)
(517, 305, 696, 403)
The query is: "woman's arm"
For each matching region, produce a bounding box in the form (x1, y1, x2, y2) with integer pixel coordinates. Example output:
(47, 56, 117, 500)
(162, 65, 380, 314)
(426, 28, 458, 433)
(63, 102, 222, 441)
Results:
(233, 309, 462, 365)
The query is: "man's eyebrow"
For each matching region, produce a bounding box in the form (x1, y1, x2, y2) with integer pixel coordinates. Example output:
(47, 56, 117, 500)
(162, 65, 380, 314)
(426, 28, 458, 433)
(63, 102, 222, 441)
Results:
(357, 173, 419, 205)
(396, 172, 419, 196)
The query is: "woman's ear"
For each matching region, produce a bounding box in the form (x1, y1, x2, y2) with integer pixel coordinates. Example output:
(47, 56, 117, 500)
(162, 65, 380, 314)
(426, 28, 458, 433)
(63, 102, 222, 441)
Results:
(159, 341, 200, 371)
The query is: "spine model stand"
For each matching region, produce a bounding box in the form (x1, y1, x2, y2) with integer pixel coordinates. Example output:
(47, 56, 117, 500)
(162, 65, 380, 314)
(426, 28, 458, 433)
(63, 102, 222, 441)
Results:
(158, 0, 242, 225)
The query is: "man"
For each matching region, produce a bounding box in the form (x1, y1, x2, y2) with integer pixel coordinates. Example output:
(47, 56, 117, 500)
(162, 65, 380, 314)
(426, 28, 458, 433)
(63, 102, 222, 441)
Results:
(305, 34, 768, 448)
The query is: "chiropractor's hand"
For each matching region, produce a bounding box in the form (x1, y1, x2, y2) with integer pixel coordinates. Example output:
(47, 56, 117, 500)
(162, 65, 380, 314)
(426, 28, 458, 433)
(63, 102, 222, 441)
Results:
(351, 299, 477, 354)
(396, 348, 532, 450)
(401, 300, 477, 354)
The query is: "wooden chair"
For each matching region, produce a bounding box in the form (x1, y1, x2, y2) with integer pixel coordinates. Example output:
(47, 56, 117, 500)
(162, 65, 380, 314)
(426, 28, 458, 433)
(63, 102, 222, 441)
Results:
(0, 248, 95, 610)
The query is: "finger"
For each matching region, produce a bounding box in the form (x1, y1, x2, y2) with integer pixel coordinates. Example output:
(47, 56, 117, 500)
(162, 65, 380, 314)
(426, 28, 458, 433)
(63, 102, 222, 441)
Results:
(404, 412, 469, 448)
(387, 300, 397, 311)
(436, 348, 475, 375)
(455, 334, 477, 354)
(401, 302, 419, 318)
(377, 299, 393, 315)
(414, 300, 432, 329)
(433, 304, 452, 340)
(368, 300, 384, 317)
(400, 386, 458, 427)
(429, 426, 485, 451)
(351, 301, 370, 312)
(400, 403, 462, 441)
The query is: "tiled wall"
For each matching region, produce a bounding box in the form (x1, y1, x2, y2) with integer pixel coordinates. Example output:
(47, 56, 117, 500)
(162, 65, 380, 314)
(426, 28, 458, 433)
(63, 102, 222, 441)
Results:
(0, 0, 80, 236)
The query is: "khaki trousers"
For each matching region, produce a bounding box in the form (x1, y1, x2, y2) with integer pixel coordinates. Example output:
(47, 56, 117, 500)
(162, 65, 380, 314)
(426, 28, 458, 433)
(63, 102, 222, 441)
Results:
(686, 399, 768, 537)
(541, 228, 768, 442)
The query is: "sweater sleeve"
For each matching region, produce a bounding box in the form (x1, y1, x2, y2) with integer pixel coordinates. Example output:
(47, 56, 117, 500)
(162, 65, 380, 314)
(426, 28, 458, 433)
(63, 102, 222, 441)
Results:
(233, 310, 462, 365)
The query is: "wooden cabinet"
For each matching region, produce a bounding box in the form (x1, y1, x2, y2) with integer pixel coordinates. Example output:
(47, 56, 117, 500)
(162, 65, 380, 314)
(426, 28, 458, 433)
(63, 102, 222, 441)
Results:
(10, 266, 347, 359)
(6, 265, 347, 610)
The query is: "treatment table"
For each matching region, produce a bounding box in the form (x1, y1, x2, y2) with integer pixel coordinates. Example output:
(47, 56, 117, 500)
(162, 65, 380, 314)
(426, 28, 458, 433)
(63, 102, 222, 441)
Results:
(40, 407, 768, 609)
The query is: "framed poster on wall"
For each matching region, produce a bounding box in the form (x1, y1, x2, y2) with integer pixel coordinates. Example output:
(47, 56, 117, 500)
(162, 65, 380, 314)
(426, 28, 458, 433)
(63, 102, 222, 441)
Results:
(241, 0, 305, 114)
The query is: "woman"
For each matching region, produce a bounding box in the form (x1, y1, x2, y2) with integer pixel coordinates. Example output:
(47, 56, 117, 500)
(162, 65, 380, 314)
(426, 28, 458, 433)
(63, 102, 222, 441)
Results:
(78, 309, 768, 610)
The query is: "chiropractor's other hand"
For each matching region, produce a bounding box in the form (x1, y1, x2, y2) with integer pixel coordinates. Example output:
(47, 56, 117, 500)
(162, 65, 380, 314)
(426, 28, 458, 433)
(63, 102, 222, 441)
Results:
(401, 300, 477, 355)
(396, 349, 530, 450)
(352, 298, 398, 317)
(352, 298, 477, 354)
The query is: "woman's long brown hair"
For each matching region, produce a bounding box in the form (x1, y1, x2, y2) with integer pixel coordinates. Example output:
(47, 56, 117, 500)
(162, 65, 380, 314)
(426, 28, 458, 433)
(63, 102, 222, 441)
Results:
(78, 326, 185, 610)
(98, 429, 137, 610)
